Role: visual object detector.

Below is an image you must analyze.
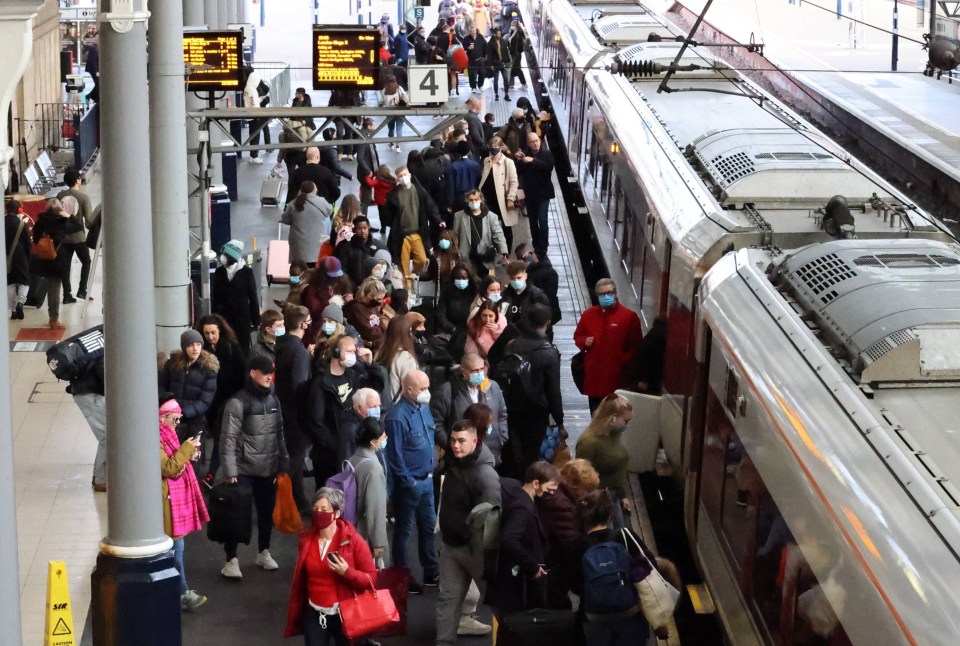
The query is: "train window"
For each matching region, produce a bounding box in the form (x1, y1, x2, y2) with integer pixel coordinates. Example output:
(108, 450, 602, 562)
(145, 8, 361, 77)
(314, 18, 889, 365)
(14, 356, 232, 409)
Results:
(720, 432, 756, 579)
(700, 389, 732, 526)
(752, 491, 791, 640)
(606, 175, 619, 227)
(600, 153, 611, 208)
(639, 234, 661, 322)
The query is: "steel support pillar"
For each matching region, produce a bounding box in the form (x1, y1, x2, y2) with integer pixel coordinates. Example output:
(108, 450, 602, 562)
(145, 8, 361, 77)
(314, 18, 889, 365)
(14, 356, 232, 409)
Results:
(218, 0, 230, 31)
(185, 0, 205, 255)
(150, 0, 193, 351)
(0, 5, 43, 644)
(91, 2, 179, 643)
(203, 0, 218, 29)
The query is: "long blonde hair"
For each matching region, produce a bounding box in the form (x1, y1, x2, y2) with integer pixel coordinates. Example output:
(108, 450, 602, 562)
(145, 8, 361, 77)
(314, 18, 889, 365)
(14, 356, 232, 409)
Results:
(583, 394, 632, 438)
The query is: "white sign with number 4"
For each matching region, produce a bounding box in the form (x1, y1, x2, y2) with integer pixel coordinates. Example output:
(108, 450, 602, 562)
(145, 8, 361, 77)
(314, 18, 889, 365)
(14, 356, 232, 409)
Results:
(408, 65, 449, 105)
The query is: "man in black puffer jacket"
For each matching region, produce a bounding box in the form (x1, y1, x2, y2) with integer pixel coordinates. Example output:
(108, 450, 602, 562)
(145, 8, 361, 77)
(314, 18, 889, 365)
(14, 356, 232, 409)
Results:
(158, 329, 220, 441)
(219, 355, 290, 579)
(436, 421, 501, 644)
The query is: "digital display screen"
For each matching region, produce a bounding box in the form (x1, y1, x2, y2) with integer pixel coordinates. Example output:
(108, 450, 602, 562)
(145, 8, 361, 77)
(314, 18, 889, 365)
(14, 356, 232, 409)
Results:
(312, 26, 379, 90)
(183, 31, 243, 92)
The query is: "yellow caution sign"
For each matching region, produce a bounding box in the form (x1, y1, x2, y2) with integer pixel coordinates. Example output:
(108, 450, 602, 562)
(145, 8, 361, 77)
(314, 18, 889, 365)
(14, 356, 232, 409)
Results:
(44, 560, 76, 646)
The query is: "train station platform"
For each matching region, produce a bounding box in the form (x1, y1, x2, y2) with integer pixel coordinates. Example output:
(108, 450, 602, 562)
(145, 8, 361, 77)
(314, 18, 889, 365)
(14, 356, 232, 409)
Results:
(6, 1, 636, 644)
(660, 0, 960, 221)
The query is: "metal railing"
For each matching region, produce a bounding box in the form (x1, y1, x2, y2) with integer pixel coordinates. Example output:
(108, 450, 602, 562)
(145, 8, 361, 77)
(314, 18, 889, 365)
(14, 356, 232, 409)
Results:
(15, 100, 98, 187)
(255, 61, 292, 107)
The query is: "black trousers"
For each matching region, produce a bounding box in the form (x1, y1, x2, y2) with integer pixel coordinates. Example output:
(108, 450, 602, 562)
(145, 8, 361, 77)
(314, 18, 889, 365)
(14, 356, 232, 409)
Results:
(468, 64, 484, 90)
(510, 65, 527, 86)
(249, 118, 272, 158)
(61, 242, 91, 297)
(303, 608, 349, 646)
(286, 428, 312, 512)
(225, 474, 276, 558)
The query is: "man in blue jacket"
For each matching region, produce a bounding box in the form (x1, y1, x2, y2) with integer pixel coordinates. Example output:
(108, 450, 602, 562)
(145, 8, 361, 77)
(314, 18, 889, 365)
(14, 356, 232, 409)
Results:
(385, 369, 439, 593)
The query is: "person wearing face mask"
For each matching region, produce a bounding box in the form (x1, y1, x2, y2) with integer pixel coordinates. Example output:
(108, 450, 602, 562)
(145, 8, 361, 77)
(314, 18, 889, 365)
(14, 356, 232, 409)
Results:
(454, 187, 509, 277)
(516, 243, 561, 327)
(313, 303, 365, 359)
(384, 370, 440, 593)
(575, 394, 634, 530)
(347, 416, 390, 564)
(383, 165, 442, 282)
(212, 239, 261, 353)
(219, 355, 290, 579)
(501, 259, 550, 329)
(448, 141, 481, 216)
(573, 278, 642, 413)
(158, 329, 220, 444)
(514, 131, 555, 257)
(303, 335, 384, 485)
(372, 249, 406, 290)
(424, 230, 465, 285)
(431, 351, 508, 463)
(487, 461, 558, 628)
(435, 262, 477, 359)
(469, 275, 508, 320)
(435, 421, 501, 643)
(497, 108, 531, 155)
(390, 22, 411, 63)
(251, 309, 285, 363)
(284, 487, 378, 644)
(478, 136, 521, 252)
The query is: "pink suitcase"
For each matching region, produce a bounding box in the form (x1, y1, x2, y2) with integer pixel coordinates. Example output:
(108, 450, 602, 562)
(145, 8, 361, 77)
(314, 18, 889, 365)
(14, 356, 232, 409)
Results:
(266, 223, 290, 285)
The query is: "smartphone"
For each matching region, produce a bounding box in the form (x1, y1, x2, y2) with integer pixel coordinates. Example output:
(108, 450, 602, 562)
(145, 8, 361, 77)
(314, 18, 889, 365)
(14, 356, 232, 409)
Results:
(195, 430, 203, 439)
(327, 551, 340, 562)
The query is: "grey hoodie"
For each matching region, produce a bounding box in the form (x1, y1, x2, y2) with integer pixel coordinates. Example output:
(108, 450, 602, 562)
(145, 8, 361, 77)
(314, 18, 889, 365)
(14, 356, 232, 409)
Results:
(439, 442, 501, 547)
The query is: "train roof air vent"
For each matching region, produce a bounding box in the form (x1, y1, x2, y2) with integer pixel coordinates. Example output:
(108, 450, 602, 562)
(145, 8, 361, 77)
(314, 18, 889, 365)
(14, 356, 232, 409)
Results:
(776, 240, 960, 383)
(591, 15, 674, 44)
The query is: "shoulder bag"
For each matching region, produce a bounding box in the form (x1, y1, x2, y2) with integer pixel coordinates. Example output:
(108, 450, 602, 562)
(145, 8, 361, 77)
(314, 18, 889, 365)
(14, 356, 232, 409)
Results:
(6, 218, 26, 274)
(33, 234, 59, 261)
(622, 528, 680, 629)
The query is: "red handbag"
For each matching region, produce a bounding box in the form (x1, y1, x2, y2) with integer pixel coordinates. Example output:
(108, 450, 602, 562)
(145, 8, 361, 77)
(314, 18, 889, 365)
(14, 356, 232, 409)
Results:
(338, 574, 400, 640)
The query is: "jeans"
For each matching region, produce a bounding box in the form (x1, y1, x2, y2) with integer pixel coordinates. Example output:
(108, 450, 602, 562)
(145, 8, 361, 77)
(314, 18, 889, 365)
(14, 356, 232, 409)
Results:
(492, 65, 510, 97)
(303, 607, 349, 646)
(527, 199, 550, 256)
(250, 117, 272, 158)
(61, 242, 91, 297)
(225, 474, 277, 559)
(73, 393, 107, 485)
(172, 538, 188, 593)
(387, 117, 404, 138)
(436, 541, 484, 646)
(7, 283, 28, 310)
(391, 476, 438, 578)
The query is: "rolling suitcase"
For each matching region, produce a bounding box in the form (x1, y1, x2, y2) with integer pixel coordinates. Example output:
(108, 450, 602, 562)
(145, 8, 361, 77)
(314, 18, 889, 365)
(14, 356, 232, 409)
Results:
(206, 481, 253, 545)
(497, 578, 584, 646)
(266, 222, 290, 285)
(260, 169, 284, 207)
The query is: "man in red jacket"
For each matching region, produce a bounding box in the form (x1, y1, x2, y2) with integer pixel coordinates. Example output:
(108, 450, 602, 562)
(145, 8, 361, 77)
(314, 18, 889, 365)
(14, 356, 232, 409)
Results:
(573, 278, 643, 412)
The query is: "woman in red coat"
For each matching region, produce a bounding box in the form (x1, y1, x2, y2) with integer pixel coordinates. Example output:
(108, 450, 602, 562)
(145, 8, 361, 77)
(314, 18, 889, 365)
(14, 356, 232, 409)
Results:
(285, 487, 378, 645)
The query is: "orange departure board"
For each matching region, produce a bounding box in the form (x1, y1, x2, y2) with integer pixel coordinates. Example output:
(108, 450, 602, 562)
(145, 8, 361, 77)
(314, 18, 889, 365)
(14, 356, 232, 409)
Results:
(183, 31, 243, 92)
(312, 26, 380, 90)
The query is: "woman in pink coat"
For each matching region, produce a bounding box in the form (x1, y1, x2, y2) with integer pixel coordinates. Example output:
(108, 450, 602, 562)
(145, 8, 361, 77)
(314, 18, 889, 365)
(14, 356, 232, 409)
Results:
(464, 299, 507, 359)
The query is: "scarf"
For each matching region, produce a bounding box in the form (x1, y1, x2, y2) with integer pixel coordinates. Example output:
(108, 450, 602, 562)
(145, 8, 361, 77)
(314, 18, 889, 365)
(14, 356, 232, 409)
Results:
(160, 422, 209, 537)
(225, 260, 242, 281)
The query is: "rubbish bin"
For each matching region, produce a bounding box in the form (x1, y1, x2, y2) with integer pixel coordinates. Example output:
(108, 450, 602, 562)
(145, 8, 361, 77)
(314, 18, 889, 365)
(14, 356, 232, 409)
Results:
(209, 185, 232, 253)
(221, 141, 238, 201)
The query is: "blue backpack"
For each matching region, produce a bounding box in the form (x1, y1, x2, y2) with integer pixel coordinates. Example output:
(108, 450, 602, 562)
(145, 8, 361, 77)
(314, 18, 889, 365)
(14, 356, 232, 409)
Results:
(581, 541, 639, 616)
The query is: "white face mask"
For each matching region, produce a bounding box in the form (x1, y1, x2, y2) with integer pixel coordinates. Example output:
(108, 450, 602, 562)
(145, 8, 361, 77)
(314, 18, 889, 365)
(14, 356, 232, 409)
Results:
(342, 352, 357, 368)
(416, 390, 431, 405)
(372, 266, 386, 279)
(399, 175, 411, 187)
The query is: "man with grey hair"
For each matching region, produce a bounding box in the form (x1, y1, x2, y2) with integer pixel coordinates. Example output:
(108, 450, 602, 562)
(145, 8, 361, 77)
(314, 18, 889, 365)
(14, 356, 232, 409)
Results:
(286, 145, 341, 206)
(463, 97, 487, 159)
(573, 277, 643, 412)
(498, 108, 531, 155)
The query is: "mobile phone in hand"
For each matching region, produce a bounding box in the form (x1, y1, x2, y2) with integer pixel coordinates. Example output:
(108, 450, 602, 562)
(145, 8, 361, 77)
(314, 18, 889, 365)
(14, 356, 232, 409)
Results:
(327, 551, 340, 562)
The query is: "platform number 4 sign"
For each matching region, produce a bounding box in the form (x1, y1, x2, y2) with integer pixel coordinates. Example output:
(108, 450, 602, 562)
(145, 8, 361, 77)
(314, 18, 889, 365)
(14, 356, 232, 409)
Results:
(408, 65, 448, 105)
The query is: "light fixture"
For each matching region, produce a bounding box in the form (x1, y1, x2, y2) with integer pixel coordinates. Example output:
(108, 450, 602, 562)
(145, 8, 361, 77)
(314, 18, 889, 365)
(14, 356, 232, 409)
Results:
(610, 141, 620, 155)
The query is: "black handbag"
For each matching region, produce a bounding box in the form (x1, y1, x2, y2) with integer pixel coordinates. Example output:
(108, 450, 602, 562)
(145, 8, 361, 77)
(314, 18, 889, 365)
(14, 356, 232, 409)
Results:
(571, 350, 586, 394)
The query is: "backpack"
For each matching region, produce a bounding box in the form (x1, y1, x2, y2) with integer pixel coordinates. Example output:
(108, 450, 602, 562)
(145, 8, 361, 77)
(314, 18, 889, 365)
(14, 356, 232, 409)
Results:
(46, 325, 105, 381)
(325, 460, 362, 524)
(581, 541, 639, 616)
(256, 79, 270, 106)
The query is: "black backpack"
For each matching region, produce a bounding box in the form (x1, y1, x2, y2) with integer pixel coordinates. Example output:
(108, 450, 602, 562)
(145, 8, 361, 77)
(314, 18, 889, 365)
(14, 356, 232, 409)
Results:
(491, 349, 538, 403)
(46, 325, 105, 381)
(256, 79, 270, 106)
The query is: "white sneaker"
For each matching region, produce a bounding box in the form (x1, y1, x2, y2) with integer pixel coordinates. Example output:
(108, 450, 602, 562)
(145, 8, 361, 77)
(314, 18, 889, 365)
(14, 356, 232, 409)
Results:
(250, 157, 263, 164)
(458, 616, 492, 636)
(181, 589, 208, 610)
(221, 557, 242, 579)
(256, 549, 279, 570)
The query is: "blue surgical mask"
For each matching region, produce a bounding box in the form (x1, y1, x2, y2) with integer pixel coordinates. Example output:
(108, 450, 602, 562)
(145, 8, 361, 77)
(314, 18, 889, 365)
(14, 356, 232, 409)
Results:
(510, 279, 526, 291)
(378, 436, 388, 451)
(454, 278, 469, 290)
(274, 327, 286, 337)
(367, 406, 381, 420)
(468, 201, 481, 211)
(487, 424, 493, 436)
(439, 239, 452, 250)
(598, 293, 617, 309)
(488, 292, 502, 303)
(290, 275, 302, 285)
(322, 321, 337, 336)
(468, 371, 485, 386)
